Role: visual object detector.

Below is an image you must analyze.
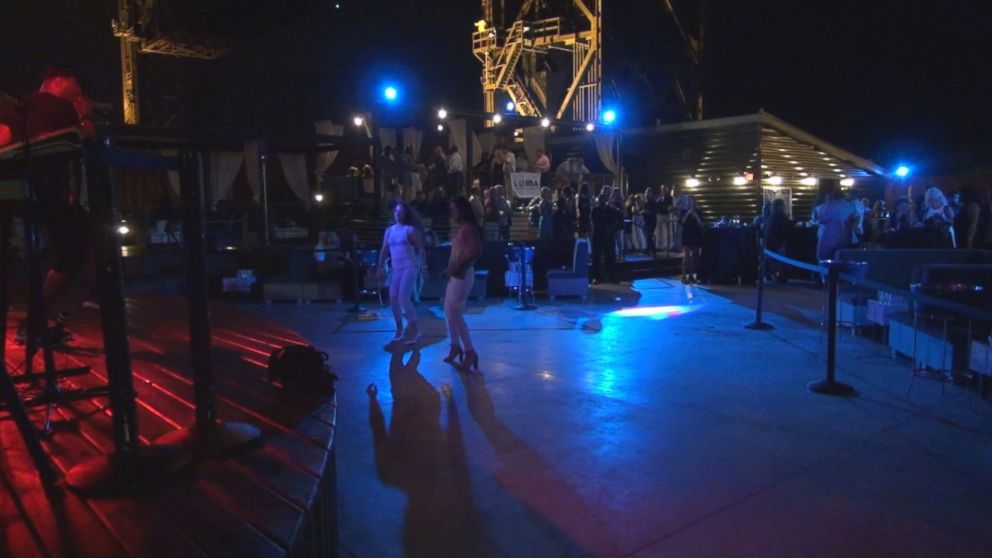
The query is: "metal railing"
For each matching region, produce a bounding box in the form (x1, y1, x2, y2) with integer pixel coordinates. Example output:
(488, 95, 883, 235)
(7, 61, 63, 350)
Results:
(750, 247, 992, 398)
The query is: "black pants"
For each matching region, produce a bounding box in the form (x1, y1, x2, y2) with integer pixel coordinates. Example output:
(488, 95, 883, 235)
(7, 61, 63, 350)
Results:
(592, 234, 617, 283)
(643, 218, 657, 252)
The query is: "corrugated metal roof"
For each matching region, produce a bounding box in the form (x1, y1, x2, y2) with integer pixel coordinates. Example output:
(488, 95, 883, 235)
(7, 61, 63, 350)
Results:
(620, 111, 886, 221)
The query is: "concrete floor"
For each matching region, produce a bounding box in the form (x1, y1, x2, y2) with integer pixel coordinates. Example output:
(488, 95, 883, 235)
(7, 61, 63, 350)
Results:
(247, 279, 992, 558)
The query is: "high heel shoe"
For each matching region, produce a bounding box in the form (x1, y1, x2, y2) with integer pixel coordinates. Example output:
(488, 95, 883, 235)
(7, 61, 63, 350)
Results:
(403, 330, 423, 345)
(458, 349, 479, 372)
(443, 344, 463, 364)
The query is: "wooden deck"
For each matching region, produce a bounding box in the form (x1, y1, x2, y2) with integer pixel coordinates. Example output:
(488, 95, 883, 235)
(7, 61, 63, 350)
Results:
(1, 294, 336, 557)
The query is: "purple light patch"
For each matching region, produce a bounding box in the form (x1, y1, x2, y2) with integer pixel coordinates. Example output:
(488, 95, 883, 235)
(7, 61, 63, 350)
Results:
(609, 305, 695, 320)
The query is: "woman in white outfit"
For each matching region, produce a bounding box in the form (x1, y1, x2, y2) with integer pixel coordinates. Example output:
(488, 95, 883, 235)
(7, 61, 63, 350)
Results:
(377, 203, 426, 344)
(443, 196, 482, 370)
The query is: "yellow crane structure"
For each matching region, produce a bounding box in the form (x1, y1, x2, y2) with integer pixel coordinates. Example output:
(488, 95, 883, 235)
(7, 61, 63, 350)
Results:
(112, 0, 228, 124)
(473, 0, 603, 123)
(474, 1, 705, 124)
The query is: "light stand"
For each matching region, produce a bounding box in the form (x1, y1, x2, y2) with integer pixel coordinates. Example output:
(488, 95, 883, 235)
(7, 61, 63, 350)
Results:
(346, 242, 368, 313)
(514, 244, 536, 311)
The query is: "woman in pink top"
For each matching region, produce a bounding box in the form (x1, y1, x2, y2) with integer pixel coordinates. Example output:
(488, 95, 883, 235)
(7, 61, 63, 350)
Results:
(443, 196, 482, 370)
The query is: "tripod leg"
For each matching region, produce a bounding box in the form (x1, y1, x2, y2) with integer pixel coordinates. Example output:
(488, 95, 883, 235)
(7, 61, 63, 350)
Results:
(0, 214, 57, 482)
(22, 210, 62, 398)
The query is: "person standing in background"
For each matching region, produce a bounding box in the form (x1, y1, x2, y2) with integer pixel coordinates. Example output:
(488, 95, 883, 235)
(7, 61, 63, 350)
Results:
(680, 196, 705, 284)
(814, 179, 857, 260)
(656, 186, 674, 252)
(447, 145, 464, 196)
(641, 188, 658, 253)
(672, 185, 689, 251)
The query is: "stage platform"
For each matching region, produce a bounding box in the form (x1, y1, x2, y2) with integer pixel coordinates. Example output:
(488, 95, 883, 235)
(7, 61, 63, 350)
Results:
(1, 295, 336, 557)
(251, 280, 992, 557)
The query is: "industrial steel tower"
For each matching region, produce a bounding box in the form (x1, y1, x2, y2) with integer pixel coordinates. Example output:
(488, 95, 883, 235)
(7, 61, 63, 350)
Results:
(473, 0, 603, 122)
(473, 1, 705, 124)
(113, 0, 228, 124)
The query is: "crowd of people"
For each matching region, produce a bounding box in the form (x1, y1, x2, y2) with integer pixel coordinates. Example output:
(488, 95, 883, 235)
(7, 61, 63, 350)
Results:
(339, 140, 992, 293)
(369, 143, 560, 205)
(760, 179, 992, 277)
(525, 182, 706, 284)
(371, 165, 710, 285)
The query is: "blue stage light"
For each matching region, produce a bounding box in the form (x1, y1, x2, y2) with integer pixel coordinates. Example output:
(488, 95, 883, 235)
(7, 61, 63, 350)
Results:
(383, 86, 398, 102)
(895, 165, 910, 178)
(602, 108, 617, 125)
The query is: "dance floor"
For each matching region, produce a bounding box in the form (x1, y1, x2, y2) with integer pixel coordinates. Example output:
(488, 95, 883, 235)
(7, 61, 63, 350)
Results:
(251, 279, 992, 557)
(1, 294, 336, 557)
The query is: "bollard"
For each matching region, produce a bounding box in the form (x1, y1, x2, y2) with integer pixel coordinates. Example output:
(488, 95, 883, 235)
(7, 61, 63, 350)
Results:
(156, 150, 260, 455)
(744, 249, 774, 330)
(807, 260, 858, 396)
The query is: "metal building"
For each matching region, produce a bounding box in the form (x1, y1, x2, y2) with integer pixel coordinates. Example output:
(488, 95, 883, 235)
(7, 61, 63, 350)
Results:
(621, 111, 887, 221)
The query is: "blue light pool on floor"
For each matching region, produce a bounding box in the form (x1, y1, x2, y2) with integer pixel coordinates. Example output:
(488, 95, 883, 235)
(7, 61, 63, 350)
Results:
(609, 305, 695, 319)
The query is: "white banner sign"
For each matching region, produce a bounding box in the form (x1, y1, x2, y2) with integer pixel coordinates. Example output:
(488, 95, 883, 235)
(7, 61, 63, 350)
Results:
(510, 172, 541, 199)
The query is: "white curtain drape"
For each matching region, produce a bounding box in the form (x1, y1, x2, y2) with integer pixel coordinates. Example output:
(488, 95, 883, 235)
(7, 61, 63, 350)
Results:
(313, 120, 343, 182)
(243, 140, 261, 201)
(278, 153, 311, 207)
(209, 151, 244, 205)
(162, 149, 180, 195)
(448, 119, 467, 162)
(522, 126, 546, 166)
(401, 127, 423, 159)
(471, 129, 483, 166)
(360, 113, 373, 160)
(594, 132, 619, 174)
(478, 130, 497, 158)
(379, 127, 397, 151)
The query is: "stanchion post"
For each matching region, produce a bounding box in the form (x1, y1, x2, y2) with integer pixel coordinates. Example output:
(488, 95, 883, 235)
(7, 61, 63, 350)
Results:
(745, 248, 774, 330)
(67, 140, 190, 495)
(808, 260, 857, 396)
(156, 150, 260, 455)
(81, 140, 141, 456)
(514, 243, 536, 311)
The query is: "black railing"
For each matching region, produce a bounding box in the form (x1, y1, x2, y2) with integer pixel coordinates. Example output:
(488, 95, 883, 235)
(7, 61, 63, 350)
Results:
(753, 247, 992, 398)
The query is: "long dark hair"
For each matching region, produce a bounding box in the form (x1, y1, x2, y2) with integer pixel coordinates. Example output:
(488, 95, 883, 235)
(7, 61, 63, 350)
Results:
(450, 195, 481, 237)
(392, 201, 425, 241)
(450, 195, 475, 224)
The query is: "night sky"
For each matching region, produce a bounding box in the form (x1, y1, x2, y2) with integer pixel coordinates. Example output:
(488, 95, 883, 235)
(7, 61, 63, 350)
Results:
(2, 0, 989, 174)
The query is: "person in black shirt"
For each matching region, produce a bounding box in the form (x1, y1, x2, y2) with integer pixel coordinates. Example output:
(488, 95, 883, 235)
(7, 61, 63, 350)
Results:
(954, 187, 982, 249)
(680, 196, 704, 283)
(591, 193, 622, 283)
(576, 183, 593, 237)
(641, 188, 658, 253)
(553, 186, 576, 241)
(763, 199, 791, 283)
(1, 70, 96, 345)
(657, 188, 674, 251)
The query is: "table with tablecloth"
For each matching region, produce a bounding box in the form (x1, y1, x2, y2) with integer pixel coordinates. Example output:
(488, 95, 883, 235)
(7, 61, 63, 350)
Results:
(699, 226, 758, 284)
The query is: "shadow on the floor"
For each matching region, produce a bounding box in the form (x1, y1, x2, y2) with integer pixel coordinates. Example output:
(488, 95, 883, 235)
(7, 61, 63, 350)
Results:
(458, 371, 621, 556)
(367, 350, 488, 556)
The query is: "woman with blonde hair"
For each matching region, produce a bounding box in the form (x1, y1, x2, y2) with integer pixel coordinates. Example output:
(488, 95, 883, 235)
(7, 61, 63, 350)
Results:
(922, 186, 957, 247)
(923, 187, 954, 223)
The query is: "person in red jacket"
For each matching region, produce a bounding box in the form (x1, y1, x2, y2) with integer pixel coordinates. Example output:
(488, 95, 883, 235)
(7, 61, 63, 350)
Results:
(0, 69, 98, 345)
